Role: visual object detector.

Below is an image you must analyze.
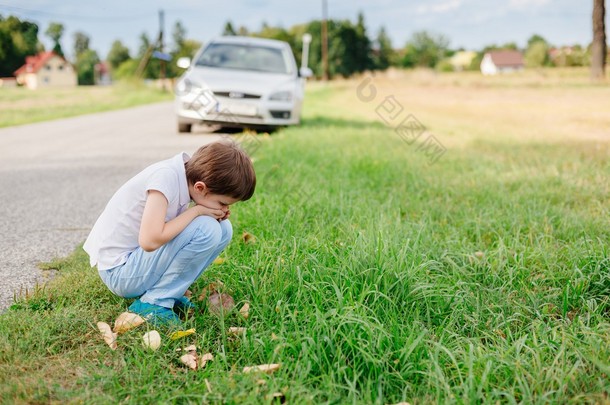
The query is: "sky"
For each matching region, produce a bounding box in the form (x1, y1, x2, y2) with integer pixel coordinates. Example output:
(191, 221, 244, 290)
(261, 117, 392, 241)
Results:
(0, 0, 605, 61)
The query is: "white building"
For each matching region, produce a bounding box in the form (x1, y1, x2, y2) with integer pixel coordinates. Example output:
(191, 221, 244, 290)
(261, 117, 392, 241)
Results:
(14, 51, 77, 89)
(480, 50, 524, 75)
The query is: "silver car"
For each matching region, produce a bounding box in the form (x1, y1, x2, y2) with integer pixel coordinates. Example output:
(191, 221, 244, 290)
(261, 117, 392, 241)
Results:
(175, 36, 312, 133)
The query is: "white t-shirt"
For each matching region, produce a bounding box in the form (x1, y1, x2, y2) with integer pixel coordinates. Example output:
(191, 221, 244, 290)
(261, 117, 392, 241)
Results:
(84, 152, 192, 270)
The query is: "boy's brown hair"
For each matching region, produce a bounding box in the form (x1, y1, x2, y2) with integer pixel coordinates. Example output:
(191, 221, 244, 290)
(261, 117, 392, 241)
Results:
(185, 141, 256, 201)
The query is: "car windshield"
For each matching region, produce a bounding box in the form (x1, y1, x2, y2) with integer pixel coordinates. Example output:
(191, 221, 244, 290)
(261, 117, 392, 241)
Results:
(195, 43, 291, 74)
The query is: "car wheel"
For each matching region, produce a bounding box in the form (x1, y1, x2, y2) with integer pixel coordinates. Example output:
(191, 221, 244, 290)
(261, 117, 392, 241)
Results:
(178, 122, 192, 133)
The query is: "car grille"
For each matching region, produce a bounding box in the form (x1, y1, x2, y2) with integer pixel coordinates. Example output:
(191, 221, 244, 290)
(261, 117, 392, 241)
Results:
(213, 91, 261, 99)
(270, 111, 291, 119)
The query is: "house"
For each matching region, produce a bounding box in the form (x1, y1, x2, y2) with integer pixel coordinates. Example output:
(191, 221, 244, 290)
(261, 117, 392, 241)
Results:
(14, 51, 77, 89)
(480, 50, 524, 75)
(449, 51, 477, 71)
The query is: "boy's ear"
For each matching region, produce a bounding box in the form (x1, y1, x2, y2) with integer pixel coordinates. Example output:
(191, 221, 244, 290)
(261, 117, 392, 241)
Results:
(194, 181, 208, 194)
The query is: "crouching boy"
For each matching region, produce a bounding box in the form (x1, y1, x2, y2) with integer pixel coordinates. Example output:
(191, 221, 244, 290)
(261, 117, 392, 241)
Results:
(84, 141, 256, 326)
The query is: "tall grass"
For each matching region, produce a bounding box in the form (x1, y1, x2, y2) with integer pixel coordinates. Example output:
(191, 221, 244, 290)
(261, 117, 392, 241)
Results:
(1, 73, 609, 404)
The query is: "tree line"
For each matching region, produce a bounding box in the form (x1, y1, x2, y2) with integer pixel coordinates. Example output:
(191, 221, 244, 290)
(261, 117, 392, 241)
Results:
(1, 7, 607, 84)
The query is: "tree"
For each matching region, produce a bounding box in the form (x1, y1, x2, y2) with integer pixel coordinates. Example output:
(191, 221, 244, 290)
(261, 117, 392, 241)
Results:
(75, 49, 99, 85)
(172, 21, 187, 51)
(73, 31, 90, 57)
(374, 26, 394, 70)
(0, 14, 40, 76)
(591, 0, 606, 80)
(401, 31, 450, 68)
(45, 22, 64, 56)
(524, 41, 549, 67)
(223, 21, 236, 36)
(107, 40, 131, 70)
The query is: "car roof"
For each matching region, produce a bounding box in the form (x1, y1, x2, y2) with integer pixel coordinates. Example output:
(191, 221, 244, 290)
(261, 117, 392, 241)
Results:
(207, 36, 289, 49)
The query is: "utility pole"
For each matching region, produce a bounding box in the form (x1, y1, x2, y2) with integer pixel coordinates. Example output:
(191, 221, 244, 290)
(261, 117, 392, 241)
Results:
(159, 9, 166, 91)
(321, 0, 329, 81)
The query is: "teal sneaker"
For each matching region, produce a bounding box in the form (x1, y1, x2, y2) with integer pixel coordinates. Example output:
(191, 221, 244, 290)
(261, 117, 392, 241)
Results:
(128, 299, 181, 327)
(173, 296, 197, 315)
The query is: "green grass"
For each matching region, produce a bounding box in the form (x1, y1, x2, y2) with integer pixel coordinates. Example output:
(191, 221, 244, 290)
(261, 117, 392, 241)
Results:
(0, 81, 172, 128)
(1, 72, 609, 404)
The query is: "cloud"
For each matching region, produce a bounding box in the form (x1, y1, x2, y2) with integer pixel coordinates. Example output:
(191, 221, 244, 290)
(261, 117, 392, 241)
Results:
(508, 0, 551, 10)
(416, 0, 463, 15)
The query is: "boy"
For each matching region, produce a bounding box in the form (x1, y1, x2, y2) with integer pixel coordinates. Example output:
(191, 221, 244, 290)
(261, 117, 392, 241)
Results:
(84, 141, 256, 326)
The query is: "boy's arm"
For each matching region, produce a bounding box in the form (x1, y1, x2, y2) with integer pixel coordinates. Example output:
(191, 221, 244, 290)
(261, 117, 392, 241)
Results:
(138, 190, 224, 252)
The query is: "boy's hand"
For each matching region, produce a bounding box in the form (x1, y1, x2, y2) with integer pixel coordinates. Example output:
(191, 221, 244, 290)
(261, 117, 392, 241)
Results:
(219, 209, 230, 221)
(195, 204, 225, 220)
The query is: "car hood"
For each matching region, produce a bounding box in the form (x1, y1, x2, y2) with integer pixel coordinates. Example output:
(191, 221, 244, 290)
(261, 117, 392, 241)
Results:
(185, 67, 296, 95)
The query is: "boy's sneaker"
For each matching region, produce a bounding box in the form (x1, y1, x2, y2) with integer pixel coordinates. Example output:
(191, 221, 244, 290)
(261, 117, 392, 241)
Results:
(173, 296, 197, 315)
(128, 299, 181, 327)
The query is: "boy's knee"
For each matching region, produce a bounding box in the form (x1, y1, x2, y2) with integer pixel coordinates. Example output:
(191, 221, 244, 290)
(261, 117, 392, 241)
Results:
(219, 219, 233, 244)
(189, 216, 223, 247)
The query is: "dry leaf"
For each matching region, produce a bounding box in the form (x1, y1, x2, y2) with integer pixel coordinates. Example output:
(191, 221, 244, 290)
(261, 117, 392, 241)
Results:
(113, 312, 145, 334)
(270, 392, 286, 403)
(474, 251, 485, 259)
(228, 327, 247, 335)
(239, 302, 250, 319)
(213, 257, 226, 265)
(242, 363, 281, 374)
(184, 344, 197, 353)
(242, 231, 256, 244)
(169, 328, 196, 340)
(142, 330, 161, 351)
(271, 332, 278, 341)
(197, 281, 225, 301)
(208, 292, 235, 315)
(97, 321, 118, 350)
(180, 353, 198, 370)
(184, 289, 192, 299)
(200, 352, 214, 362)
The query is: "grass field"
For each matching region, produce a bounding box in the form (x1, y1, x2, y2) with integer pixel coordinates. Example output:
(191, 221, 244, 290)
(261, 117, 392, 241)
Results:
(0, 68, 609, 404)
(0, 81, 172, 128)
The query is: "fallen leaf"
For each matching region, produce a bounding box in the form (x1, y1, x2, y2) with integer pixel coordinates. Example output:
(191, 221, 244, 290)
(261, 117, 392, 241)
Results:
(200, 352, 214, 362)
(184, 289, 192, 299)
(213, 257, 226, 265)
(242, 363, 281, 374)
(142, 330, 161, 351)
(228, 327, 247, 335)
(208, 292, 235, 315)
(180, 353, 197, 370)
(270, 392, 286, 403)
(184, 345, 197, 353)
(242, 231, 256, 244)
(271, 333, 278, 341)
(197, 281, 225, 301)
(239, 302, 250, 319)
(113, 312, 145, 334)
(169, 328, 196, 340)
(97, 321, 118, 350)
(474, 251, 485, 259)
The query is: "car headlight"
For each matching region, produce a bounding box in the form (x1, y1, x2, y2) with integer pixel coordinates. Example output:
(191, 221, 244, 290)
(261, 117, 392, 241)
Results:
(269, 90, 293, 102)
(176, 78, 206, 97)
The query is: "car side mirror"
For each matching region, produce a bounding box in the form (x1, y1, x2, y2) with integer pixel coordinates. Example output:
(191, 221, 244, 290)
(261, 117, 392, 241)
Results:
(299, 67, 313, 78)
(177, 57, 191, 69)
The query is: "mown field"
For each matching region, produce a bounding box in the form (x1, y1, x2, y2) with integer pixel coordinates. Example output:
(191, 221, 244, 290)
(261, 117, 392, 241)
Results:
(0, 81, 172, 128)
(0, 68, 609, 404)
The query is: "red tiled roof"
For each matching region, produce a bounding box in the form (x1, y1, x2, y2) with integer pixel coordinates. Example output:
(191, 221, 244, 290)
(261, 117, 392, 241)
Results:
(14, 51, 65, 76)
(487, 50, 524, 67)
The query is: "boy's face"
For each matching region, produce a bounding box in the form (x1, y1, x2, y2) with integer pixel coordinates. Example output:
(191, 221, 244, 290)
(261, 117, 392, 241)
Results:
(190, 181, 239, 213)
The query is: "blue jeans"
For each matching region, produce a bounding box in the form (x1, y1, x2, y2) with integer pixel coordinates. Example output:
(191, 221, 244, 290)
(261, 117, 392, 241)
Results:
(98, 216, 232, 309)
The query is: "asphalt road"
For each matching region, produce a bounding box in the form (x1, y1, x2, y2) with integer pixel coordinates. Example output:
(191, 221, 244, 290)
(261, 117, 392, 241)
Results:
(0, 101, 222, 311)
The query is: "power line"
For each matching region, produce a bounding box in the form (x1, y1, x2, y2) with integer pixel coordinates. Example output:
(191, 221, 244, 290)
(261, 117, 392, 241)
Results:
(0, 3, 155, 21)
